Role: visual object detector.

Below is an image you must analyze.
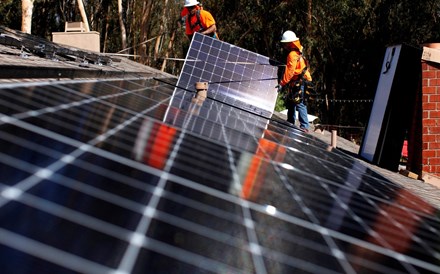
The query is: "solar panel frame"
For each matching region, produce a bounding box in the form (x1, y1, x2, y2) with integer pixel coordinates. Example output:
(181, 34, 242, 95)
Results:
(175, 33, 279, 118)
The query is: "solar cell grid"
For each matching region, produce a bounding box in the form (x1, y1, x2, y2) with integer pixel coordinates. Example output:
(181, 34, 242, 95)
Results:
(0, 34, 440, 274)
(176, 33, 279, 118)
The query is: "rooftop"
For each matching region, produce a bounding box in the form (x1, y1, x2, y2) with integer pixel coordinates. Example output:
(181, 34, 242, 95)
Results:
(302, 118, 440, 208)
(0, 26, 171, 83)
(1, 27, 439, 273)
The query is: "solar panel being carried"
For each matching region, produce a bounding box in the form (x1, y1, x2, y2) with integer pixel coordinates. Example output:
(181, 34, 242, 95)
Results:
(175, 33, 280, 118)
(0, 32, 439, 274)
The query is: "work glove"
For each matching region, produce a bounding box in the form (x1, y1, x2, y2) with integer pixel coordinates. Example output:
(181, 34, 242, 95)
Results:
(275, 84, 283, 93)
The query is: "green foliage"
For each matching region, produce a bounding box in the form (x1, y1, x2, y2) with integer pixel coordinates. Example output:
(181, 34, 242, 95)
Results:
(275, 93, 286, 112)
(0, 0, 20, 30)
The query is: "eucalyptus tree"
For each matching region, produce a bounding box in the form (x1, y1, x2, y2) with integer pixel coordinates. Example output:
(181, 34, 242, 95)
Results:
(118, 0, 127, 50)
(21, 0, 34, 33)
(77, 0, 90, 31)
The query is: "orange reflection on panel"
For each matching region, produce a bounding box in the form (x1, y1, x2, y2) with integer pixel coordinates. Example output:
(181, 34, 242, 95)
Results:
(145, 123, 177, 170)
(241, 134, 287, 201)
(350, 188, 436, 271)
(369, 189, 435, 253)
(134, 118, 178, 170)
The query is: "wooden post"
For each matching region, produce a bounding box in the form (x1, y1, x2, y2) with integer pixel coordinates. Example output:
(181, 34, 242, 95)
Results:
(331, 130, 337, 148)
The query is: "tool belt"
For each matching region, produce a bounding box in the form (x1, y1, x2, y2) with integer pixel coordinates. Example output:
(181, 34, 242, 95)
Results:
(282, 54, 317, 103)
(286, 79, 315, 104)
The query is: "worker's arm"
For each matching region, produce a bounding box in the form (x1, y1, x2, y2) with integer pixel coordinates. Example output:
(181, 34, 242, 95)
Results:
(200, 24, 216, 36)
(280, 53, 299, 86)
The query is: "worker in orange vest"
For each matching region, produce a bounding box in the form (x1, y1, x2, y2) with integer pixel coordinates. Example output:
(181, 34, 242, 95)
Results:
(183, 0, 218, 40)
(180, 2, 202, 26)
(277, 30, 313, 132)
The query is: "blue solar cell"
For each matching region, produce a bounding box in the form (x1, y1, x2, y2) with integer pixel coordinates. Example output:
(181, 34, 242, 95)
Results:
(176, 33, 279, 118)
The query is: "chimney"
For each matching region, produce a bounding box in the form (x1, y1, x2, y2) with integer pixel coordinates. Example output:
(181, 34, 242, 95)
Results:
(410, 43, 440, 187)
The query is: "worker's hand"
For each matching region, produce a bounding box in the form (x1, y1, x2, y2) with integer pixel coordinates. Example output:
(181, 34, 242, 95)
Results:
(275, 84, 283, 93)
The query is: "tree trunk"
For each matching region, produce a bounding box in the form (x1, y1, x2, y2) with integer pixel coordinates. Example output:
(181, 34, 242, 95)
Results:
(154, 0, 168, 63)
(306, 0, 313, 58)
(118, 0, 127, 51)
(77, 0, 90, 31)
(103, 5, 111, 53)
(161, 28, 176, 72)
(154, 35, 161, 64)
(308, 0, 312, 33)
(21, 0, 34, 34)
(140, 0, 153, 65)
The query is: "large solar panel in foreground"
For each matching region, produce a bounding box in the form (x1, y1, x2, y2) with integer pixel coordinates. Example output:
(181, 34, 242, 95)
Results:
(0, 46, 440, 273)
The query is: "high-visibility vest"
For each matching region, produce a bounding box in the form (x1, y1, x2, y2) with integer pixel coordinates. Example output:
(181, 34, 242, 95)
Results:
(186, 9, 218, 39)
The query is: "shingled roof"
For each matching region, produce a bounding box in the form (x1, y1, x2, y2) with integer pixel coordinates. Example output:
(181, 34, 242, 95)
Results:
(0, 25, 172, 83)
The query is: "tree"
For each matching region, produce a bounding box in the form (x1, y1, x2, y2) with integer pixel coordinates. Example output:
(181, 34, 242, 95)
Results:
(21, 0, 34, 33)
(117, 0, 127, 50)
(139, 0, 154, 64)
(76, 0, 90, 31)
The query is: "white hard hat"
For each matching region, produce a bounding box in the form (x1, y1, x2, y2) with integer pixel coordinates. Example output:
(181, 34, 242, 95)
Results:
(280, 31, 299, 42)
(184, 0, 199, 7)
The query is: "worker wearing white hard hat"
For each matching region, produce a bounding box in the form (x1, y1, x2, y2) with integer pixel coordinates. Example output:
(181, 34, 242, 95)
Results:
(184, 0, 199, 7)
(277, 30, 313, 132)
(183, 0, 218, 40)
(180, 1, 203, 28)
(280, 30, 299, 42)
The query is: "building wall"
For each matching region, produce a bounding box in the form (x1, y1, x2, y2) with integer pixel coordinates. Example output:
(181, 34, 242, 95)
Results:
(421, 61, 440, 175)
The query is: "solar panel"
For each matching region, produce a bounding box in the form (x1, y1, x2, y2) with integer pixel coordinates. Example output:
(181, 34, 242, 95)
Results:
(0, 35, 440, 274)
(175, 33, 280, 118)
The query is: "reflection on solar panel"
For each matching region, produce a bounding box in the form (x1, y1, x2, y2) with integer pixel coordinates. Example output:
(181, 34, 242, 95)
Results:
(0, 35, 440, 274)
(175, 33, 279, 118)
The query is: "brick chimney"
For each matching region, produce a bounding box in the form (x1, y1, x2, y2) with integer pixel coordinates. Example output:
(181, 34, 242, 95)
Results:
(409, 44, 440, 187)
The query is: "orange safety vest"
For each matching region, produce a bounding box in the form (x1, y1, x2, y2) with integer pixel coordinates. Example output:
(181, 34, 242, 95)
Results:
(185, 9, 217, 38)
(280, 49, 312, 87)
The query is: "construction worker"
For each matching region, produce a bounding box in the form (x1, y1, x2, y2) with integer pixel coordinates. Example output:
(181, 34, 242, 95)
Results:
(183, 0, 217, 40)
(277, 30, 312, 132)
(180, 3, 202, 26)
